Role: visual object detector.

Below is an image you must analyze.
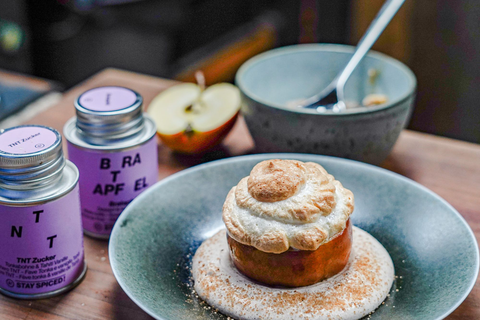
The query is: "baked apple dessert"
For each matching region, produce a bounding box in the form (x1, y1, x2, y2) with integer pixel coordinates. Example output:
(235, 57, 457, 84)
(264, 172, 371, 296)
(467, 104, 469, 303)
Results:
(192, 159, 395, 320)
(222, 159, 354, 287)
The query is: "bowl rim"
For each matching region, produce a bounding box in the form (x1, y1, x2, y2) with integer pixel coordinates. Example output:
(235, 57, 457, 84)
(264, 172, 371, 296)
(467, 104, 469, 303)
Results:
(235, 43, 417, 116)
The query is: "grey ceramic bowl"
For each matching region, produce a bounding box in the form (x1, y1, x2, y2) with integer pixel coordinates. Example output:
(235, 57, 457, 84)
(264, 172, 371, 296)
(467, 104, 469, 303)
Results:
(109, 154, 478, 320)
(235, 44, 417, 165)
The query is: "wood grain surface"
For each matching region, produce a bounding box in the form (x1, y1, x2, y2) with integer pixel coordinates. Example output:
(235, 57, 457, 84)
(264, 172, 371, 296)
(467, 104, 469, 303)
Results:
(1, 68, 478, 320)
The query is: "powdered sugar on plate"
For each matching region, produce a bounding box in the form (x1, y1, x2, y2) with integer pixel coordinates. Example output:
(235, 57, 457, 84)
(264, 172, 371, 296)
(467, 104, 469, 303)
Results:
(192, 227, 394, 320)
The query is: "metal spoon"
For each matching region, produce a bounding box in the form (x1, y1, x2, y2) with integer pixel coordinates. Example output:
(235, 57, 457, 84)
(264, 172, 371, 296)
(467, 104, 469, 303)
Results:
(300, 0, 406, 112)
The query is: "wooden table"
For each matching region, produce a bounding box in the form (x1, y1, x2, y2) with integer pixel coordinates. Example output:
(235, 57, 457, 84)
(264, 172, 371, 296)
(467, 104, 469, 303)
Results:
(1, 68, 479, 319)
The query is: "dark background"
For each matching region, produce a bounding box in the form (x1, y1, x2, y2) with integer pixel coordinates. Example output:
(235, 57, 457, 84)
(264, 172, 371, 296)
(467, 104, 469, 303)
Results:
(0, 0, 479, 144)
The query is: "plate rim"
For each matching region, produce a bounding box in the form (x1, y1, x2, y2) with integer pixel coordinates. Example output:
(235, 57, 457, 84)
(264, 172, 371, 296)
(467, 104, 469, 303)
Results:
(109, 153, 480, 320)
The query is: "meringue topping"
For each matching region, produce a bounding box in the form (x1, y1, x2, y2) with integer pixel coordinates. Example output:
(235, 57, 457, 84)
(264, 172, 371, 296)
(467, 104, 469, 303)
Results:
(222, 159, 354, 253)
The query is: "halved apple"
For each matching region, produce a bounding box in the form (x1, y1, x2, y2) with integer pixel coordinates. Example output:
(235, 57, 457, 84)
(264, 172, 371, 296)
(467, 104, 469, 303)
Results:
(147, 82, 241, 154)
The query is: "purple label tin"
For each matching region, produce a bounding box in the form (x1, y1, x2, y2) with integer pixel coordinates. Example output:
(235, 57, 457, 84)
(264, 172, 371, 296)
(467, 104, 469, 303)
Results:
(63, 86, 158, 239)
(0, 125, 86, 299)
(67, 137, 158, 236)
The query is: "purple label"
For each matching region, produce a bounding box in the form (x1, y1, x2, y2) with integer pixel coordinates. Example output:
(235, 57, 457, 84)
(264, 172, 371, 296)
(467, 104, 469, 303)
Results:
(78, 87, 138, 112)
(0, 126, 57, 154)
(67, 137, 158, 236)
(0, 185, 85, 295)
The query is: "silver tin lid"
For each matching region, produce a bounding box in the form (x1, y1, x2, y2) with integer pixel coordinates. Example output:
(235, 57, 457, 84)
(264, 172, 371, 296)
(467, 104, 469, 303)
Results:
(74, 86, 145, 145)
(63, 115, 157, 151)
(0, 125, 67, 194)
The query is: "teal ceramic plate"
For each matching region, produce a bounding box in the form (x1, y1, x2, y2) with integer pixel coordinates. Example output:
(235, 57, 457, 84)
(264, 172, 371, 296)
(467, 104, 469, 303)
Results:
(109, 154, 479, 320)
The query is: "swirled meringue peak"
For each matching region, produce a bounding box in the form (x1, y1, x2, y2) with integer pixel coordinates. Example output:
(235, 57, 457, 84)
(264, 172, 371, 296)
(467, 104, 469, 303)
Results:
(223, 159, 354, 253)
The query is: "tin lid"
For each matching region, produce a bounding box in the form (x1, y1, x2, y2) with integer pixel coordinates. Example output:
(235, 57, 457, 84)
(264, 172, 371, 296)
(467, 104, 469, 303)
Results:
(0, 125, 66, 190)
(74, 86, 145, 144)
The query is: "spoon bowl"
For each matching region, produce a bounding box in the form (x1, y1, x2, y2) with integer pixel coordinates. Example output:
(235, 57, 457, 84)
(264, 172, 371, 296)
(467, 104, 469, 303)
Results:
(235, 44, 417, 165)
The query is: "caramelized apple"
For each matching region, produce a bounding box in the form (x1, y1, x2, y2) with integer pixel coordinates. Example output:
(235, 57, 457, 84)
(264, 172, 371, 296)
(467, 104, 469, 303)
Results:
(227, 219, 352, 287)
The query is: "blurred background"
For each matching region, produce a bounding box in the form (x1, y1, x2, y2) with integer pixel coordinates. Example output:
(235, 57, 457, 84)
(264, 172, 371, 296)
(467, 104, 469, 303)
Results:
(0, 0, 478, 144)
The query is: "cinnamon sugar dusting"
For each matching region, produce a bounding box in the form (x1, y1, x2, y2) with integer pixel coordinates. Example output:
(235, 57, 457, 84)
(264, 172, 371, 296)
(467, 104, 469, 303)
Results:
(191, 227, 394, 320)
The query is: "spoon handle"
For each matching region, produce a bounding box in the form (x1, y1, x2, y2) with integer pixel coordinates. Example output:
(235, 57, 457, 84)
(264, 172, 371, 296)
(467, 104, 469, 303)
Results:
(336, 0, 405, 101)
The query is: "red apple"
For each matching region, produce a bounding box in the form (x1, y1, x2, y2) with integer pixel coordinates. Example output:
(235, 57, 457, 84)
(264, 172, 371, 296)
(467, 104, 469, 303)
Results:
(147, 82, 241, 154)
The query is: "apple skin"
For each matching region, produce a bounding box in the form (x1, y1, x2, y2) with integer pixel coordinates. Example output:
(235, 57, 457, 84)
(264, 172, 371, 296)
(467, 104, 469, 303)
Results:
(227, 219, 352, 287)
(157, 111, 239, 154)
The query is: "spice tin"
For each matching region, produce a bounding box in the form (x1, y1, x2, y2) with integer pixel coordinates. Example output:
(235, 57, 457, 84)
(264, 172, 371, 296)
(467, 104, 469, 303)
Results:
(63, 86, 158, 239)
(0, 125, 86, 299)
